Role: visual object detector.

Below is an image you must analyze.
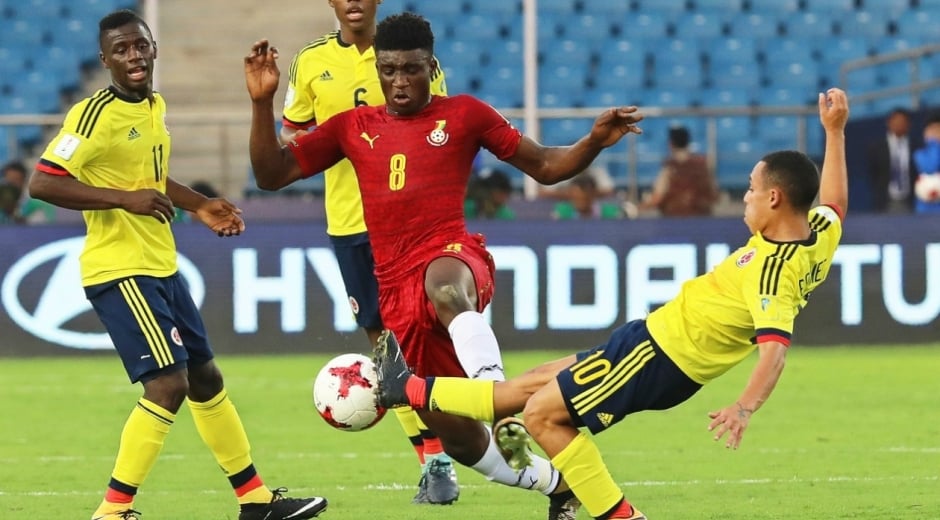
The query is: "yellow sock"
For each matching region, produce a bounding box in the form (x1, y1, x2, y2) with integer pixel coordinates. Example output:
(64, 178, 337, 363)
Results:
(110, 398, 174, 494)
(428, 377, 495, 422)
(188, 390, 273, 504)
(551, 432, 622, 518)
(393, 406, 425, 465)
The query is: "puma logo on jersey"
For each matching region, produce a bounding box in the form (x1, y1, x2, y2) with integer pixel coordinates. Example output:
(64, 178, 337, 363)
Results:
(319, 70, 333, 81)
(127, 127, 141, 140)
(360, 132, 380, 148)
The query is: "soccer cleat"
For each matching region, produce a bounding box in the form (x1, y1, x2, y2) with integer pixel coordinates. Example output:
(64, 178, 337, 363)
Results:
(411, 473, 430, 504)
(547, 490, 581, 520)
(372, 329, 412, 409)
(613, 507, 647, 519)
(423, 455, 460, 505)
(238, 487, 327, 520)
(607, 501, 648, 519)
(91, 510, 141, 520)
(493, 417, 534, 471)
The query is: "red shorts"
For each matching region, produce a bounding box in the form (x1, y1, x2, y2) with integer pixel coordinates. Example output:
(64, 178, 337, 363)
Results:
(378, 233, 495, 378)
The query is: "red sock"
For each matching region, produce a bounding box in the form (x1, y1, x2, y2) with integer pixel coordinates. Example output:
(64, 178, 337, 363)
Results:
(422, 435, 444, 456)
(605, 499, 635, 519)
(405, 376, 427, 408)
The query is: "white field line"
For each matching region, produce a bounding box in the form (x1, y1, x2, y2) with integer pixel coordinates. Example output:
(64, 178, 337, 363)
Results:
(1, 475, 938, 497)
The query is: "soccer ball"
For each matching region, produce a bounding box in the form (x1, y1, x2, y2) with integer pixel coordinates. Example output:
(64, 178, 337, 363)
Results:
(914, 173, 940, 203)
(313, 353, 386, 432)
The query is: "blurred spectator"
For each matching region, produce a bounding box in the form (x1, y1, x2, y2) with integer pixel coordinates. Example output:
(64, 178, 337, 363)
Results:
(3, 160, 56, 223)
(552, 173, 622, 219)
(0, 182, 24, 224)
(866, 107, 917, 213)
(465, 168, 516, 220)
(537, 164, 615, 200)
(639, 126, 718, 217)
(912, 112, 940, 214)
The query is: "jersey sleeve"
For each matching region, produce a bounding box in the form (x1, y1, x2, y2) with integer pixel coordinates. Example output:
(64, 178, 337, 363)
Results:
(809, 205, 843, 250)
(468, 97, 522, 160)
(37, 99, 105, 178)
(742, 253, 799, 347)
(287, 112, 347, 176)
(282, 50, 317, 129)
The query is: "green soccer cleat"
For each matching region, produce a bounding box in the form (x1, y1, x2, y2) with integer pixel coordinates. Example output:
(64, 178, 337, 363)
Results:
(492, 416, 534, 471)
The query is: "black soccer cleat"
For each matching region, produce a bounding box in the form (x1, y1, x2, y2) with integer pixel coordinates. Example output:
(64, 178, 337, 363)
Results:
(238, 487, 327, 520)
(372, 329, 413, 409)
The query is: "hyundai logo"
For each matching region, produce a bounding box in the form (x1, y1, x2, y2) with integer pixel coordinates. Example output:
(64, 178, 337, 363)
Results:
(2, 237, 205, 350)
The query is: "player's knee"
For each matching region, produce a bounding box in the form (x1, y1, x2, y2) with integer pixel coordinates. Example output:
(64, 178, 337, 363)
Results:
(142, 368, 190, 412)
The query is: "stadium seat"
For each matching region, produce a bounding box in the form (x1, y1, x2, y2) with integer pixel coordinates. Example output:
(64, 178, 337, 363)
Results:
(858, 0, 911, 18)
(746, 0, 800, 15)
(650, 38, 702, 68)
(654, 62, 705, 90)
(764, 62, 820, 90)
(692, 0, 745, 12)
(646, 88, 696, 108)
(708, 60, 762, 89)
(701, 87, 755, 107)
(540, 118, 594, 146)
(758, 116, 799, 150)
(780, 12, 836, 39)
(892, 11, 936, 41)
(451, 14, 500, 42)
(597, 39, 647, 71)
(439, 40, 483, 70)
(569, 14, 613, 42)
(405, 1, 464, 18)
(817, 37, 871, 74)
(484, 40, 522, 70)
(672, 12, 726, 39)
(479, 66, 523, 108)
(440, 67, 475, 95)
(870, 37, 915, 56)
(579, 2, 630, 19)
(540, 39, 594, 69)
(628, 13, 671, 39)
(802, 0, 855, 10)
(836, 10, 889, 39)
(724, 12, 778, 39)
(631, 0, 687, 19)
(0, 18, 46, 47)
(762, 38, 816, 70)
(842, 66, 880, 91)
(30, 46, 82, 92)
(8, 72, 62, 113)
(592, 63, 647, 95)
(539, 64, 588, 106)
(758, 86, 812, 107)
(877, 60, 915, 89)
(470, 0, 521, 19)
(706, 37, 759, 67)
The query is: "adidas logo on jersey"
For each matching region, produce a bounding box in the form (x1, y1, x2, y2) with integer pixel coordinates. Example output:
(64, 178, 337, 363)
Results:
(319, 70, 333, 81)
(596, 412, 614, 428)
(127, 127, 141, 140)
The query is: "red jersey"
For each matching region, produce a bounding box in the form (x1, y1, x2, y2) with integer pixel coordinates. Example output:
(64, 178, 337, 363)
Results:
(288, 95, 522, 283)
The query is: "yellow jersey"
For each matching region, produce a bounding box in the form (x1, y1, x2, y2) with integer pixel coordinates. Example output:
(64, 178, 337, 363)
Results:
(647, 205, 843, 384)
(38, 87, 175, 286)
(282, 30, 447, 236)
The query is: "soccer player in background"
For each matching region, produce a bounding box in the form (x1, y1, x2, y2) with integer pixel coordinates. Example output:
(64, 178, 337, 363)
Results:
(29, 10, 327, 520)
(244, 12, 643, 519)
(279, 0, 457, 505)
(373, 88, 851, 519)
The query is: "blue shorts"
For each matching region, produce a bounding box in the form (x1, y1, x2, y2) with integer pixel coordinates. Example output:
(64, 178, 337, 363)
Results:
(330, 232, 383, 330)
(85, 274, 214, 383)
(557, 319, 701, 434)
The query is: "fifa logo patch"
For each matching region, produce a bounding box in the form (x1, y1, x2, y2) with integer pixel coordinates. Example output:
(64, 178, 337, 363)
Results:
(426, 119, 449, 146)
(736, 247, 757, 267)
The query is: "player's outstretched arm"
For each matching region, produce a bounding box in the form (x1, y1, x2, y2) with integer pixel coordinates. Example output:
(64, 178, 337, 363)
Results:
(817, 88, 849, 216)
(30, 170, 175, 223)
(506, 106, 643, 185)
(245, 39, 305, 190)
(166, 178, 244, 237)
(707, 341, 787, 450)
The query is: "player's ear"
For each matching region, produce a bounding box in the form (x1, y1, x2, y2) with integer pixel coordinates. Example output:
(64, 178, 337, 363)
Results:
(152, 40, 158, 60)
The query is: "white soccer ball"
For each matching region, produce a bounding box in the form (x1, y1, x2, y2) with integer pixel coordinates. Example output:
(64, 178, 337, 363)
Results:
(313, 353, 386, 432)
(915, 173, 940, 203)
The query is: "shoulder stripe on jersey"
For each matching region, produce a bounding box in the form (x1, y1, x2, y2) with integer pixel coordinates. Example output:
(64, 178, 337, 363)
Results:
(290, 32, 338, 82)
(809, 212, 833, 232)
(76, 90, 116, 138)
(759, 243, 797, 294)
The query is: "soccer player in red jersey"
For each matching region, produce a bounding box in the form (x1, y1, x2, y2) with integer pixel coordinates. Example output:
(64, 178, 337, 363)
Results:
(244, 12, 642, 518)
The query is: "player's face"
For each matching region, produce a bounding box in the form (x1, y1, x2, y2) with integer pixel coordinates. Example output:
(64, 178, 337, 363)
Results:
(329, 0, 380, 32)
(377, 49, 434, 116)
(743, 162, 773, 233)
(100, 22, 157, 101)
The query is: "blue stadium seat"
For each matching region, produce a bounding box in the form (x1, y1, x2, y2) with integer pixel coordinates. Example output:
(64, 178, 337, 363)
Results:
(631, 0, 687, 19)
(762, 38, 816, 69)
(405, 1, 464, 18)
(758, 86, 813, 107)
(31, 46, 83, 92)
(701, 87, 755, 107)
(817, 37, 870, 74)
(878, 60, 914, 89)
(646, 88, 696, 108)
(654, 62, 705, 89)
(780, 12, 835, 39)
(593, 64, 647, 95)
(803, 0, 856, 10)
(0, 18, 46, 46)
(597, 39, 647, 70)
(438, 40, 483, 70)
(48, 19, 99, 61)
(724, 12, 778, 38)
(479, 66, 523, 107)
(746, 0, 799, 15)
(892, 11, 936, 41)
(451, 14, 500, 42)
(837, 10, 889, 38)
(672, 12, 726, 39)
(484, 40, 523, 70)
(568, 14, 613, 41)
(538, 0, 578, 12)
(540, 39, 594, 69)
(692, 0, 745, 12)
(708, 61, 761, 89)
(650, 38, 702, 68)
(758, 116, 799, 150)
(470, 0, 520, 19)
(628, 13, 671, 39)
(870, 37, 915, 56)
(539, 64, 589, 106)
(579, 2, 630, 18)
(440, 67, 475, 95)
(858, 0, 911, 18)
(716, 116, 753, 147)
(706, 37, 759, 67)
(540, 118, 594, 146)
(843, 66, 880, 91)
(8, 71, 62, 113)
(764, 62, 820, 90)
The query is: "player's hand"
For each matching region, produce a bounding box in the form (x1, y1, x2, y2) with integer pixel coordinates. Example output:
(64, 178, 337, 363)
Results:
(590, 106, 644, 148)
(818, 88, 849, 133)
(245, 39, 281, 102)
(194, 198, 245, 237)
(707, 402, 753, 450)
(120, 189, 175, 223)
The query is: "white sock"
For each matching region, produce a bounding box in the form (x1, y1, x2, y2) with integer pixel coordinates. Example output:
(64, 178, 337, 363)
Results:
(448, 311, 505, 381)
(470, 428, 560, 495)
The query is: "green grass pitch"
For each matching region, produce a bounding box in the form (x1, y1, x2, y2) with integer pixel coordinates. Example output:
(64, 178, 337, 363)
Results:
(1, 345, 937, 519)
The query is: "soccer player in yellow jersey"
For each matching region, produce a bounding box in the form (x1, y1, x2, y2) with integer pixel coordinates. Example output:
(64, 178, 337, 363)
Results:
(280, 0, 456, 505)
(375, 88, 851, 519)
(29, 10, 326, 520)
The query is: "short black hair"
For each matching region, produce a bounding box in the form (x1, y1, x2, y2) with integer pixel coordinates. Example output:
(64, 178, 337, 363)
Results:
(1, 160, 27, 177)
(668, 126, 690, 148)
(888, 107, 911, 119)
(926, 110, 940, 127)
(760, 150, 820, 212)
(99, 9, 150, 49)
(374, 12, 434, 54)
